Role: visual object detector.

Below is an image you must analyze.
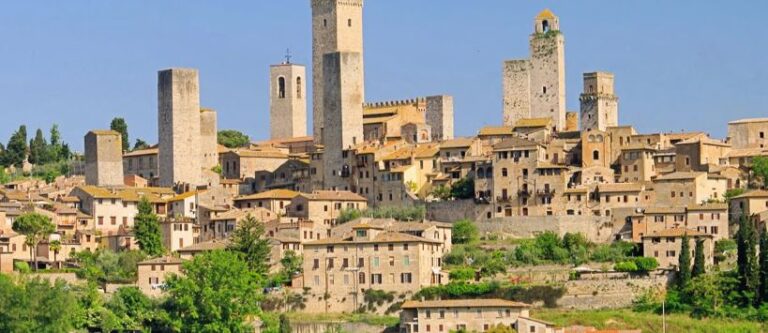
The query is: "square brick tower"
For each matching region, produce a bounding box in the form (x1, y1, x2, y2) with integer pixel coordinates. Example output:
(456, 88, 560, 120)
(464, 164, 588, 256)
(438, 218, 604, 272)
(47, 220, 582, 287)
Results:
(158, 68, 202, 188)
(270, 60, 307, 139)
(580, 72, 618, 132)
(311, 0, 364, 144)
(84, 130, 124, 187)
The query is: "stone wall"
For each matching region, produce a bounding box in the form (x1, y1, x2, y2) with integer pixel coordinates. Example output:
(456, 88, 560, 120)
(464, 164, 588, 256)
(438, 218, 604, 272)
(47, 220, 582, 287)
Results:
(502, 59, 530, 126)
(158, 68, 202, 187)
(290, 322, 386, 333)
(426, 95, 454, 141)
(425, 199, 485, 222)
(558, 271, 672, 310)
(476, 216, 614, 243)
(84, 130, 124, 187)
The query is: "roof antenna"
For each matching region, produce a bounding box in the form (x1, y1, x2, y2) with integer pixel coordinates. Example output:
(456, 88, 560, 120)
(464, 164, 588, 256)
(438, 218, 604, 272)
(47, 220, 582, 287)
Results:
(284, 48, 292, 64)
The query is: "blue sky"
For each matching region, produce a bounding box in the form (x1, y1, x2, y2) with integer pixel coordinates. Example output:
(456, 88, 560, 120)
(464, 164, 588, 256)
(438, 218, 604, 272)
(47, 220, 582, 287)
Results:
(1, 1, 767, 151)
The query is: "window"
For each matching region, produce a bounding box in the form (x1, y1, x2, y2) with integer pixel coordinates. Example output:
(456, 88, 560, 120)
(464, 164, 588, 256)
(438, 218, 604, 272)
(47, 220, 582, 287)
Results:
(401, 273, 412, 283)
(358, 257, 364, 267)
(359, 272, 365, 284)
(389, 256, 395, 266)
(296, 77, 302, 98)
(593, 150, 600, 160)
(388, 243, 394, 251)
(277, 77, 286, 99)
(374, 244, 379, 251)
(373, 257, 380, 267)
(371, 274, 382, 284)
(404, 243, 409, 251)
(313, 259, 319, 269)
(542, 86, 547, 94)
(502, 168, 508, 177)
(348, 18, 352, 27)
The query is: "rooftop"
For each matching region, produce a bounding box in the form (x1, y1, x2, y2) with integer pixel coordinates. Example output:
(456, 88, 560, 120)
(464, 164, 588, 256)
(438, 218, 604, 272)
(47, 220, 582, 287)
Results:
(235, 189, 300, 201)
(401, 298, 531, 309)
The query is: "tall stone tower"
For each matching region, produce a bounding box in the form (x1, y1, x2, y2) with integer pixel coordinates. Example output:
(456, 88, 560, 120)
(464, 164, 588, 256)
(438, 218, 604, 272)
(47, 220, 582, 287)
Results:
(158, 68, 202, 188)
(199, 108, 218, 170)
(322, 51, 364, 191)
(502, 9, 566, 131)
(311, 0, 364, 144)
(270, 60, 307, 139)
(529, 9, 565, 130)
(84, 130, 124, 187)
(579, 72, 618, 132)
(425, 95, 454, 141)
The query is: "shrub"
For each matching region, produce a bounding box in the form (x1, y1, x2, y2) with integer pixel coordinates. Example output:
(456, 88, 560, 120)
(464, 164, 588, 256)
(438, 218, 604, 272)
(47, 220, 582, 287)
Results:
(449, 267, 476, 281)
(14, 261, 31, 273)
(614, 261, 639, 272)
(634, 257, 659, 272)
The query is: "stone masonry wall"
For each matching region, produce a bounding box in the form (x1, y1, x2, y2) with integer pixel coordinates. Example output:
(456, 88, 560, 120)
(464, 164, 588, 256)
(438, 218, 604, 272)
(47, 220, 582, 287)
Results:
(84, 131, 124, 187)
(270, 64, 307, 139)
(502, 59, 531, 126)
(426, 95, 454, 141)
(158, 68, 201, 187)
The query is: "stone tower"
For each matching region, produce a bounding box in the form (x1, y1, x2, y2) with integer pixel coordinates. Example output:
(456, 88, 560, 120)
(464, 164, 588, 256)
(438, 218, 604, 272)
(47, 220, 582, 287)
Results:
(270, 61, 307, 139)
(579, 72, 618, 132)
(199, 108, 218, 170)
(529, 9, 566, 130)
(502, 9, 566, 131)
(84, 130, 124, 187)
(158, 68, 202, 188)
(425, 95, 454, 141)
(311, 0, 364, 144)
(322, 51, 364, 191)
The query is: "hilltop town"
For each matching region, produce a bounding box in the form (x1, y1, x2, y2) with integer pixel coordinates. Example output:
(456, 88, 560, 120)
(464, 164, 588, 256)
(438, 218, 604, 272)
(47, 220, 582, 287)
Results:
(2, 2, 768, 333)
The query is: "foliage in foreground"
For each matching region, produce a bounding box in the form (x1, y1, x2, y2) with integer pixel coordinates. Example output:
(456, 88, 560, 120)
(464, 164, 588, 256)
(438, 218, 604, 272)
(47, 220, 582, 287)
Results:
(337, 205, 426, 224)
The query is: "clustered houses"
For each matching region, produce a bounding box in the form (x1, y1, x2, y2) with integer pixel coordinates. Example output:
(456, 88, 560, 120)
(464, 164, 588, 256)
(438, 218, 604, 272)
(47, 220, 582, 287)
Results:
(3, 3, 768, 330)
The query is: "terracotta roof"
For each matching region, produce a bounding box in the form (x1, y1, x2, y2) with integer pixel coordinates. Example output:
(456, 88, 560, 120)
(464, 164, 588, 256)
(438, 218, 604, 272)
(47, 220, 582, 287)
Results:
(138, 256, 183, 265)
(302, 191, 367, 202)
(597, 183, 643, 193)
(732, 190, 768, 199)
(642, 228, 711, 238)
(210, 207, 275, 221)
(729, 118, 768, 125)
(383, 147, 414, 161)
(414, 144, 440, 158)
(401, 299, 530, 309)
(687, 203, 727, 211)
(177, 239, 230, 253)
(440, 137, 476, 149)
(305, 231, 441, 246)
(166, 191, 201, 202)
(654, 172, 703, 181)
(88, 130, 120, 136)
(74, 186, 174, 203)
(644, 206, 686, 214)
(478, 126, 514, 136)
(677, 136, 730, 147)
(514, 117, 551, 128)
(726, 148, 768, 158)
(227, 149, 288, 159)
(493, 137, 540, 150)
(234, 189, 299, 201)
(123, 147, 158, 157)
(535, 8, 557, 20)
(665, 132, 706, 141)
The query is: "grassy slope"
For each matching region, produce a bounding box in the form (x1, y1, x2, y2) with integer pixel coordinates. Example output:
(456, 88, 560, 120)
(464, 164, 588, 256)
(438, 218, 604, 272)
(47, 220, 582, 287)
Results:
(534, 308, 768, 333)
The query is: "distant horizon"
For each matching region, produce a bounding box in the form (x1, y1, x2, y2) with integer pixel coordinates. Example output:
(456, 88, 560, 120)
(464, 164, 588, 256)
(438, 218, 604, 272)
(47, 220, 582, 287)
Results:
(1, 1, 767, 151)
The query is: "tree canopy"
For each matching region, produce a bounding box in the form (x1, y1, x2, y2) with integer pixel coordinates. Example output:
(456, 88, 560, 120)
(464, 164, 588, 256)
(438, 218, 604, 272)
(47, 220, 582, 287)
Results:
(133, 197, 165, 257)
(452, 219, 479, 245)
(218, 130, 250, 148)
(228, 214, 271, 275)
(12, 212, 55, 270)
(110, 117, 129, 152)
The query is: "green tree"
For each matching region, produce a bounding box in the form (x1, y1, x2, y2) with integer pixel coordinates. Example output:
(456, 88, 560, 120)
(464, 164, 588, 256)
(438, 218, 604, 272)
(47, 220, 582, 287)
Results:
(337, 208, 363, 224)
(431, 185, 452, 200)
(692, 238, 706, 278)
(279, 250, 303, 280)
(0, 274, 81, 332)
(760, 231, 768, 303)
(228, 214, 271, 274)
(110, 117, 129, 152)
(678, 233, 692, 290)
(133, 197, 165, 257)
(49, 239, 62, 264)
(752, 156, 768, 188)
(450, 178, 474, 199)
(218, 129, 250, 148)
(486, 323, 517, 333)
(28, 128, 48, 165)
(3, 125, 27, 167)
(737, 214, 759, 305)
(47, 124, 63, 162)
(12, 212, 55, 270)
(279, 313, 291, 333)
(133, 138, 149, 151)
(163, 250, 264, 331)
(106, 286, 169, 331)
(451, 219, 478, 244)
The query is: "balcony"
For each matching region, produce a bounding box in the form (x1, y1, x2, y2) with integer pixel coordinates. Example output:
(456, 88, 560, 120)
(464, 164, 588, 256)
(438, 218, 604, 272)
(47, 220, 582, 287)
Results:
(537, 188, 556, 197)
(517, 189, 532, 198)
(496, 196, 512, 203)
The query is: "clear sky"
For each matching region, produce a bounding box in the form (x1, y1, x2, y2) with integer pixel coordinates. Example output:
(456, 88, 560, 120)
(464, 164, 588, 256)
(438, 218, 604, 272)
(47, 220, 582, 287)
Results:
(1, 1, 767, 151)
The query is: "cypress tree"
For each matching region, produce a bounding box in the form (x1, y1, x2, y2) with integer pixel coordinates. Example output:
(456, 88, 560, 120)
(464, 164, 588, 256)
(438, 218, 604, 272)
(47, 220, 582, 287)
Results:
(678, 233, 692, 290)
(760, 231, 768, 304)
(737, 214, 759, 305)
(28, 128, 48, 164)
(692, 238, 706, 278)
(3, 125, 27, 167)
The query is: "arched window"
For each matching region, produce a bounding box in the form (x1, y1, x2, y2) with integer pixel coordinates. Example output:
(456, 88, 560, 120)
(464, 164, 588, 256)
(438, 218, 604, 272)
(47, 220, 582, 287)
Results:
(296, 77, 302, 98)
(278, 77, 286, 99)
(542, 20, 549, 32)
(593, 150, 600, 161)
(477, 168, 485, 179)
